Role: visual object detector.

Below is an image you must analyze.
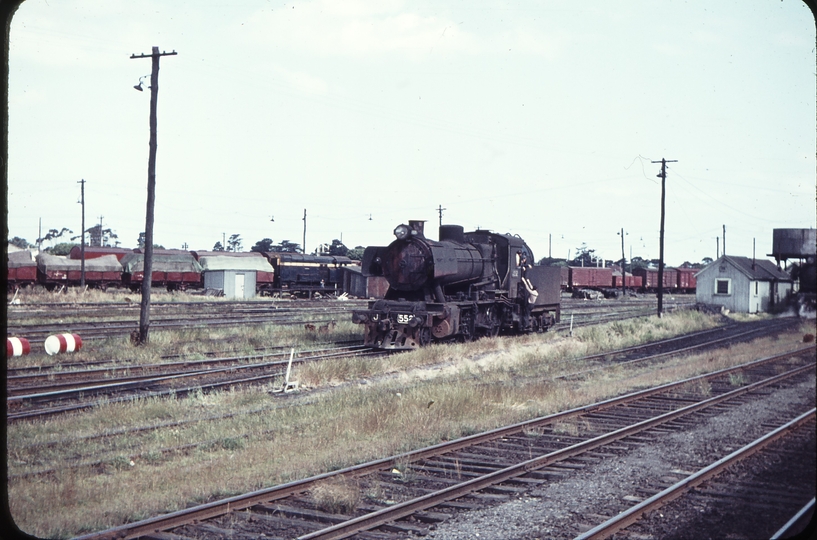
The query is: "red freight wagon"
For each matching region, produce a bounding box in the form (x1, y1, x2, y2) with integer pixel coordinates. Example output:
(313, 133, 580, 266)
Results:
(568, 266, 613, 289)
(676, 267, 697, 292)
(612, 273, 642, 288)
(8, 250, 38, 290)
(69, 246, 132, 261)
(121, 252, 203, 291)
(632, 267, 678, 291)
(36, 254, 123, 289)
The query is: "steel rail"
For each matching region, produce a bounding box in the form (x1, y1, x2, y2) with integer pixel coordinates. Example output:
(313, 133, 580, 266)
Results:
(296, 363, 816, 540)
(7, 345, 369, 396)
(73, 346, 815, 540)
(575, 318, 793, 362)
(8, 349, 390, 421)
(574, 408, 817, 540)
(554, 320, 797, 381)
(770, 497, 815, 540)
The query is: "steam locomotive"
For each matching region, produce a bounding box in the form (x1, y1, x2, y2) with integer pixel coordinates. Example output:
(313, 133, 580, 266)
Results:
(352, 221, 561, 349)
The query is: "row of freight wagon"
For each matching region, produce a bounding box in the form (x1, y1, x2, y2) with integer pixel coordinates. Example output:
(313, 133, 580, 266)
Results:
(7, 246, 354, 295)
(560, 266, 697, 293)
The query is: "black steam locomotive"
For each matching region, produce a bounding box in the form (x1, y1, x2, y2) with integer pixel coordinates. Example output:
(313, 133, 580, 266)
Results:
(352, 221, 561, 349)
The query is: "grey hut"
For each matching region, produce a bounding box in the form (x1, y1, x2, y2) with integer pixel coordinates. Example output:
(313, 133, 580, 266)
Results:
(695, 255, 792, 313)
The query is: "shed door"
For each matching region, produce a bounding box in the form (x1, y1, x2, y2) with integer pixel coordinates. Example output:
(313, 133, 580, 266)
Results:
(235, 273, 245, 298)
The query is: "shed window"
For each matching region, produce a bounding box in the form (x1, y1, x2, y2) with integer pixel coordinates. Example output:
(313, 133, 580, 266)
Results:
(715, 279, 731, 295)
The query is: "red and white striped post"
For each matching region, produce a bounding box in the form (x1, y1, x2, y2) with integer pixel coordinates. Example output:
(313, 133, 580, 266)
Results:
(7, 337, 31, 357)
(44, 333, 83, 355)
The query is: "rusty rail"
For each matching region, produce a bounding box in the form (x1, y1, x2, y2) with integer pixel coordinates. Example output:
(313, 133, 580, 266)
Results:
(574, 408, 817, 540)
(74, 345, 815, 540)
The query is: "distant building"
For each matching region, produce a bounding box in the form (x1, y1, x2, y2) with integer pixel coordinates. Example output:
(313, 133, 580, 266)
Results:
(199, 255, 272, 299)
(695, 255, 792, 313)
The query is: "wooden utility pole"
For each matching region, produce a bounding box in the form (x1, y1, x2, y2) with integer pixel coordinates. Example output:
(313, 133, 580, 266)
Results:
(619, 228, 627, 297)
(437, 204, 446, 229)
(131, 46, 177, 345)
(652, 158, 677, 317)
(723, 224, 727, 256)
(302, 209, 307, 254)
(78, 179, 86, 288)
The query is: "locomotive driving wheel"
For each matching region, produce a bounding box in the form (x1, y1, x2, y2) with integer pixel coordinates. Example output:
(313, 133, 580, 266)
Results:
(417, 327, 432, 346)
(478, 305, 501, 338)
(459, 308, 476, 342)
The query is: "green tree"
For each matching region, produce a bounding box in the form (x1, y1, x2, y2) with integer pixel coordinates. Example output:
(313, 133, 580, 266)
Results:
(630, 256, 650, 270)
(251, 238, 274, 252)
(570, 243, 598, 267)
(213, 241, 225, 251)
(74, 224, 118, 247)
(37, 227, 72, 247)
(537, 257, 567, 266)
(136, 233, 164, 250)
(8, 236, 31, 249)
(47, 242, 78, 256)
(347, 246, 365, 261)
(321, 239, 348, 256)
(273, 240, 300, 253)
(227, 234, 243, 252)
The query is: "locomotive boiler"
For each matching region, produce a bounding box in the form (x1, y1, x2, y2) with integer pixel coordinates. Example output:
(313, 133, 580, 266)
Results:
(352, 221, 561, 349)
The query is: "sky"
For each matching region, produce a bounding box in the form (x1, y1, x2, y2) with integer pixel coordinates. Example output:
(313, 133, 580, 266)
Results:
(5, 0, 816, 266)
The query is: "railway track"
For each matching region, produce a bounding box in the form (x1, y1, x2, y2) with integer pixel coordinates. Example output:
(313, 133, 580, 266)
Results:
(6, 308, 360, 342)
(74, 345, 816, 540)
(6, 345, 390, 422)
(7, 317, 792, 423)
(575, 409, 815, 539)
(6, 296, 691, 342)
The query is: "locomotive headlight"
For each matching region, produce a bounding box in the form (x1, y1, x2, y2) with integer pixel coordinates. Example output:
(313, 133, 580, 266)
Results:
(394, 224, 411, 240)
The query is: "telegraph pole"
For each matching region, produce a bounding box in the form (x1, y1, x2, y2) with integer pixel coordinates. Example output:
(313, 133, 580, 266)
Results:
(97, 216, 104, 246)
(302, 209, 307, 254)
(436, 204, 446, 229)
(652, 158, 677, 317)
(618, 228, 627, 297)
(131, 46, 177, 345)
(723, 224, 726, 256)
(78, 179, 86, 288)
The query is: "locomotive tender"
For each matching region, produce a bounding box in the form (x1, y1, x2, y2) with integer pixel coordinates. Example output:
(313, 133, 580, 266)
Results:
(352, 221, 561, 349)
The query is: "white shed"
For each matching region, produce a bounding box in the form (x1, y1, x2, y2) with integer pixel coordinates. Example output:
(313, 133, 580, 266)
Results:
(199, 255, 273, 299)
(695, 255, 792, 313)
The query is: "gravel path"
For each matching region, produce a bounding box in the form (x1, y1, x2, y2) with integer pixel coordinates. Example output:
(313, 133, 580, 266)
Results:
(425, 376, 816, 540)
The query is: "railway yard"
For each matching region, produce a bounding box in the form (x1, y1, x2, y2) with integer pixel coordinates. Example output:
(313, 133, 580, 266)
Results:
(5, 292, 816, 539)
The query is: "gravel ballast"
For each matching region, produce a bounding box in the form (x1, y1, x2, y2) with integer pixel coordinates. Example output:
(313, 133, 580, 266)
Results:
(425, 376, 816, 540)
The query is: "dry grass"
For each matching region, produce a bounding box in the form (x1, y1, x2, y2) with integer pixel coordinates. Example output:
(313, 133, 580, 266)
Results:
(8, 286, 232, 305)
(7, 311, 814, 538)
(6, 317, 362, 371)
(310, 477, 361, 514)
